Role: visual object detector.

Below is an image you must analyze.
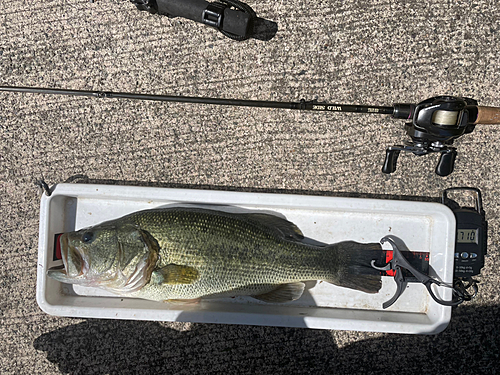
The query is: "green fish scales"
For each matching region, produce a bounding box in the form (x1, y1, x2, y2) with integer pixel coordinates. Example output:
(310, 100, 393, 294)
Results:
(131, 208, 340, 300)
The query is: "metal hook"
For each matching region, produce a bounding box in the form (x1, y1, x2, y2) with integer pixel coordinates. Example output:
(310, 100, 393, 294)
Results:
(35, 179, 52, 196)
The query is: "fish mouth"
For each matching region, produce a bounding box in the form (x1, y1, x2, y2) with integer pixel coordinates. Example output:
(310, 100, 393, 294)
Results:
(48, 234, 68, 273)
(48, 264, 65, 271)
(47, 234, 84, 281)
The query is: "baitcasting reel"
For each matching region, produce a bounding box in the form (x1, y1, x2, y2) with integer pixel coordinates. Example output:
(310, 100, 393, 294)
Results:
(384, 96, 480, 176)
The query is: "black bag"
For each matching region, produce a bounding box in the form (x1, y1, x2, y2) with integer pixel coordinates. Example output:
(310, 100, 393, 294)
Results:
(131, 0, 274, 41)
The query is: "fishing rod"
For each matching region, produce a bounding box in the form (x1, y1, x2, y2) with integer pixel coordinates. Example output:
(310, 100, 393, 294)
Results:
(2, 85, 500, 176)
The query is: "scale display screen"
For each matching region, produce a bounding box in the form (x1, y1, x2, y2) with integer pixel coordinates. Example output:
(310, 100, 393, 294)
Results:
(457, 229, 478, 244)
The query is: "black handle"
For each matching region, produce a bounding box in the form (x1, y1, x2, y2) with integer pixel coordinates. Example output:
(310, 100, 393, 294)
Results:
(435, 150, 457, 176)
(382, 149, 400, 174)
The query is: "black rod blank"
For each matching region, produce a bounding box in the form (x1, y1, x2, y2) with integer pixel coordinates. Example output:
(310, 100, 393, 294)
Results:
(0, 85, 395, 115)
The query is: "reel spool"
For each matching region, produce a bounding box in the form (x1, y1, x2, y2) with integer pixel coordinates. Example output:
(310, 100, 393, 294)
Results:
(383, 96, 479, 176)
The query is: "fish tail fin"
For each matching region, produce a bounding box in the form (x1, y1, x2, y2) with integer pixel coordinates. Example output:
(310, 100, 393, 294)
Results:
(327, 241, 383, 294)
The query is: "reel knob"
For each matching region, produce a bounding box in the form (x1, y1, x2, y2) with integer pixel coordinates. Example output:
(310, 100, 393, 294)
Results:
(435, 150, 457, 176)
(382, 148, 401, 174)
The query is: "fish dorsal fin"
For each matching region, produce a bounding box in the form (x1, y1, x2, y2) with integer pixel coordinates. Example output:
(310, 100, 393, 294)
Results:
(252, 282, 305, 303)
(151, 264, 199, 285)
(240, 213, 304, 241)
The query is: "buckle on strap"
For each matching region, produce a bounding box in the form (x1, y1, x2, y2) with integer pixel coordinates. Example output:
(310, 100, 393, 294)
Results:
(202, 3, 226, 28)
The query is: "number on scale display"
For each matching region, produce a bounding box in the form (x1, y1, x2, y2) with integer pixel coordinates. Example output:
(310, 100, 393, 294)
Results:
(457, 229, 477, 244)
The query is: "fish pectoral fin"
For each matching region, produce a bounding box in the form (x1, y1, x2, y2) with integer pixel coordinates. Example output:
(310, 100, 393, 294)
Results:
(151, 264, 199, 285)
(252, 282, 305, 303)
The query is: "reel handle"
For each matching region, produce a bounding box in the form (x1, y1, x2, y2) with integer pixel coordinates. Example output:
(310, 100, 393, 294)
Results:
(474, 106, 500, 124)
(382, 149, 400, 174)
(435, 150, 457, 177)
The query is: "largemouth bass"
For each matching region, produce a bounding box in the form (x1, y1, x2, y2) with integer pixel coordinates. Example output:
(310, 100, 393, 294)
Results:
(48, 207, 383, 303)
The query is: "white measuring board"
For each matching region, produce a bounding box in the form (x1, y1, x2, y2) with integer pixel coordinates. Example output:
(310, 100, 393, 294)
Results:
(37, 184, 455, 334)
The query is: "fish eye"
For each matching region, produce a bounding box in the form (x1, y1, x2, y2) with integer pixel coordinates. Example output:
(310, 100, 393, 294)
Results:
(82, 231, 95, 243)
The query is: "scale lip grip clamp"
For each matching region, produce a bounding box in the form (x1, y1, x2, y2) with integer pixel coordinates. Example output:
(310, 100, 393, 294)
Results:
(372, 235, 466, 309)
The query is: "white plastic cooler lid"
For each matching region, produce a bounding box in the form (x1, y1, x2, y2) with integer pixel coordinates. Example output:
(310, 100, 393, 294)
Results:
(36, 184, 456, 334)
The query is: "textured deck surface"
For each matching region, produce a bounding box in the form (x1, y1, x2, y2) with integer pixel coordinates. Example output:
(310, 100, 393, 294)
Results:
(0, 1, 499, 373)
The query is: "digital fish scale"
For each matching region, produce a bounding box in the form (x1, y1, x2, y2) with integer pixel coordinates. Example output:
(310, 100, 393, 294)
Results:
(442, 187, 488, 279)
